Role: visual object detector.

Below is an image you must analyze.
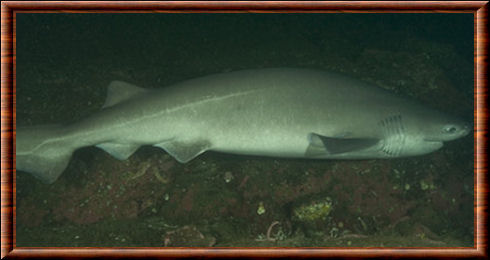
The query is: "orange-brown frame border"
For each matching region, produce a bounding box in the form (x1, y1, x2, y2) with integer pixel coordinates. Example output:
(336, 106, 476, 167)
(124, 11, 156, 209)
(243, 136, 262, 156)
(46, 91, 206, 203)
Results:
(1, 1, 487, 258)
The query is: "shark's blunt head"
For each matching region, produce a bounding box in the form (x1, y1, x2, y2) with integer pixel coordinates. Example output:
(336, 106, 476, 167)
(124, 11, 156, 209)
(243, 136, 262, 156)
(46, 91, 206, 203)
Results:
(397, 108, 471, 156)
(417, 111, 471, 142)
(380, 106, 471, 157)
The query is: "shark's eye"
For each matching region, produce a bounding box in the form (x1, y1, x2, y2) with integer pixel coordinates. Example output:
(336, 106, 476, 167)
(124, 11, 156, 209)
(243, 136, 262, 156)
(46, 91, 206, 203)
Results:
(443, 125, 457, 134)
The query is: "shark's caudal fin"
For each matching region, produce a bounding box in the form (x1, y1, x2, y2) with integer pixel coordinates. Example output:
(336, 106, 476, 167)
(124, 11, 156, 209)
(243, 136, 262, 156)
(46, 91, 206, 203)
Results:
(15, 81, 148, 184)
(16, 124, 74, 184)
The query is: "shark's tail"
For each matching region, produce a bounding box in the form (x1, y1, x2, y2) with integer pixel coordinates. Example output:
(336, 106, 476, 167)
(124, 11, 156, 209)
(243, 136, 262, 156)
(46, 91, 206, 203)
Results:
(16, 124, 75, 184)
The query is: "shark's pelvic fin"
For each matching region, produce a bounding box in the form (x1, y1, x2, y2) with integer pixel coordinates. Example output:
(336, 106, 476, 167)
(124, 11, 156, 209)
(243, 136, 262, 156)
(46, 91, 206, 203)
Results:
(154, 139, 211, 163)
(96, 142, 140, 160)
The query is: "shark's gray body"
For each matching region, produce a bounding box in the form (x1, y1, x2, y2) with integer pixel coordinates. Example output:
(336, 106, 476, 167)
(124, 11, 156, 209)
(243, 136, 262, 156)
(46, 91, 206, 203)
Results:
(16, 68, 470, 183)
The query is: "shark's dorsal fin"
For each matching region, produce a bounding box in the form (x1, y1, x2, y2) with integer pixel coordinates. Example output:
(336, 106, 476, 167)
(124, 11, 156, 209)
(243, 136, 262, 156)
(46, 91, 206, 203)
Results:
(103, 80, 148, 108)
(305, 133, 379, 157)
(154, 139, 211, 163)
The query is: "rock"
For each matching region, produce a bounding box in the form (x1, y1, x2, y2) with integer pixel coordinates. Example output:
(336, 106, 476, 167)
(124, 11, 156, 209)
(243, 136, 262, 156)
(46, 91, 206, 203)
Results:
(163, 225, 216, 247)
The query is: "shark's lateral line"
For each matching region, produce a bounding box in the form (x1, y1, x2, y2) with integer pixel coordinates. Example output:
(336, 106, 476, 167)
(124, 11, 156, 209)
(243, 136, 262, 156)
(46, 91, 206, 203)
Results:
(16, 68, 470, 183)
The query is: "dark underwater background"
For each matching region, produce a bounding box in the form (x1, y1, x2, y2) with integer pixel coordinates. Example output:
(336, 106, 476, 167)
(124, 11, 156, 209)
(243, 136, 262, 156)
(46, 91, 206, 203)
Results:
(15, 13, 474, 247)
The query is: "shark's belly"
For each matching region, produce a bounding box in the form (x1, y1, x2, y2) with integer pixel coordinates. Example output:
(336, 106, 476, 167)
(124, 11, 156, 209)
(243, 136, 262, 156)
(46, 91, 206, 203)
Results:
(210, 128, 310, 157)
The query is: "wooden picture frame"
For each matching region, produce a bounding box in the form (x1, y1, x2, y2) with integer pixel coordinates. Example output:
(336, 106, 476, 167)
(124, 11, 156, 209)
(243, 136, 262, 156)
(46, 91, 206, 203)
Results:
(1, 1, 487, 258)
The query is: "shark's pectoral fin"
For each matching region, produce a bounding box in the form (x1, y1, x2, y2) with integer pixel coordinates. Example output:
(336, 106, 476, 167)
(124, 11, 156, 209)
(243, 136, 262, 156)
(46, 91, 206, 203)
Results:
(96, 143, 140, 160)
(155, 139, 211, 163)
(305, 133, 380, 157)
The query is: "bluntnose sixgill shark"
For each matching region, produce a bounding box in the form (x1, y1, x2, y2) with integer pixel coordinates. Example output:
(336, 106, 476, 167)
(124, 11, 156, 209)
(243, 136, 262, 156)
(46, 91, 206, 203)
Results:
(16, 68, 470, 183)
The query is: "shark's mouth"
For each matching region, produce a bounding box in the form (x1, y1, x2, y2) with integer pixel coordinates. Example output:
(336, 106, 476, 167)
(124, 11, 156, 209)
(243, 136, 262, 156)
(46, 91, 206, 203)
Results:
(422, 140, 444, 151)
